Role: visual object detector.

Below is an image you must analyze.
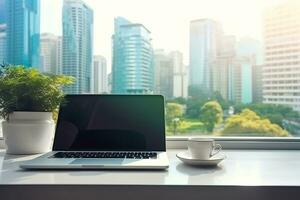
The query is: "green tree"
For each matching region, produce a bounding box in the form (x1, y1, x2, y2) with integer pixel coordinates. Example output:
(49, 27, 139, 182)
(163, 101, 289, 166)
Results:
(167, 97, 187, 105)
(188, 85, 209, 99)
(200, 101, 223, 132)
(186, 98, 206, 118)
(222, 109, 289, 137)
(166, 103, 184, 124)
(210, 91, 232, 110)
(234, 103, 299, 128)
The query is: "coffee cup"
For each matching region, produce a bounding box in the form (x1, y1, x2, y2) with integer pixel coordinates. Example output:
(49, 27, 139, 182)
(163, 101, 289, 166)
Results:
(187, 138, 222, 160)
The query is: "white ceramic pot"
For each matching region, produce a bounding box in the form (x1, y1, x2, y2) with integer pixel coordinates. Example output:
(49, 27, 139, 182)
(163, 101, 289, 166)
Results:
(2, 112, 55, 155)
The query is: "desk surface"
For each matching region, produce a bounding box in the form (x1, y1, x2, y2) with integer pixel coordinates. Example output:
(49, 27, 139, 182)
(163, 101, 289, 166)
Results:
(0, 149, 300, 186)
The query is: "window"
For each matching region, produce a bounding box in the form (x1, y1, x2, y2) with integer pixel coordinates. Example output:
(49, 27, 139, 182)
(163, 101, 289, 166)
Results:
(0, 0, 300, 140)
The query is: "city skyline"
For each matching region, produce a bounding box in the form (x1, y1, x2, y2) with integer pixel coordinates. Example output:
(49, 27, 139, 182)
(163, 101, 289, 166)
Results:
(1, 0, 300, 137)
(41, 0, 286, 72)
(1, 0, 300, 106)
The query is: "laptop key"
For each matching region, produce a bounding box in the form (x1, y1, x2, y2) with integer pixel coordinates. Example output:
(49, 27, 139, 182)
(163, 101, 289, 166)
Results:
(51, 152, 157, 159)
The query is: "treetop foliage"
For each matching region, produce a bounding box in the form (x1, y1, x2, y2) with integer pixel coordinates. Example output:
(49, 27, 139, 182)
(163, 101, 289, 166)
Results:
(222, 109, 289, 137)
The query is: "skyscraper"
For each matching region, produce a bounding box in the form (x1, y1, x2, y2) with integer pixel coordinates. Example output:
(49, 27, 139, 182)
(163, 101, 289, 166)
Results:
(236, 37, 263, 103)
(154, 50, 188, 99)
(93, 55, 108, 94)
(171, 51, 188, 98)
(0, 0, 6, 65)
(154, 49, 174, 99)
(0, 24, 6, 64)
(0, 0, 5, 24)
(107, 73, 112, 93)
(263, 0, 300, 112)
(213, 36, 260, 104)
(252, 64, 263, 103)
(189, 19, 223, 94)
(213, 35, 236, 101)
(112, 17, 154, 94)
(62, 0, 93, 94)
(40, 33, 61, 74)
(57, 36, 62, 74)
(235, 58, 253, 104)
(6, 0, 40, 68)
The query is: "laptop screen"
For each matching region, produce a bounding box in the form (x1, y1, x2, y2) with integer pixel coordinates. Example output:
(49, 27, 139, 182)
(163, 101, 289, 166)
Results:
(53, 95, 166, 151)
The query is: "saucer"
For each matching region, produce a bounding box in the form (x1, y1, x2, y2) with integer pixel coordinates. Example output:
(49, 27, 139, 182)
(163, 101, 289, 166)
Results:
(176, 151, 226, 166)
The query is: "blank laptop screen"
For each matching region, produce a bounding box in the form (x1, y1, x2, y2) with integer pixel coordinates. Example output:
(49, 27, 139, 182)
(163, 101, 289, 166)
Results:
(53, 95, 166, 151)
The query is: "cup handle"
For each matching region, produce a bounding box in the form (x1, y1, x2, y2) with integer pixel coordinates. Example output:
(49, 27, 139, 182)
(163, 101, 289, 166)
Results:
(211, 144, 222, 157)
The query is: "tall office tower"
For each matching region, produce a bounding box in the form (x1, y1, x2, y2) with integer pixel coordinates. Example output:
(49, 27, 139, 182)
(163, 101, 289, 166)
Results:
(234, 58, 253, 104)
(154, 50, 188, 99)
(40, 33, 62, 74)
(214, 59, 253, 104)
(252, 64, 263, 103)
(0, 0, 5, 66)
(6, 0, 40, 68)
(0, 0, 5, 24)
(171, 51, 188, 98)
(213, 36, 258, 104)
(62, 0, 93, 94)
(189, 19, 223, 94)
(236, 37, 263, 103)
(213, 35, 236, 101)
(154, 49, 174, 99)
(263, 0, 300, 111)
(56, 36, 63, 74)
(93, 55, 108, 94)
(0, 24, 6, 64)
(112, 17, 154, 94)
(107, 73, 112, 93)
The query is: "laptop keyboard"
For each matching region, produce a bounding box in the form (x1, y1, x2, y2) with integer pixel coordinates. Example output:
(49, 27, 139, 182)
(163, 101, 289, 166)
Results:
(51, 152, 158, 159)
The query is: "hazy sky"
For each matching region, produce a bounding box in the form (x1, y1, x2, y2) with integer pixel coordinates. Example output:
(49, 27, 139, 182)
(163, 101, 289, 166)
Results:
(41, 0, 284, 71)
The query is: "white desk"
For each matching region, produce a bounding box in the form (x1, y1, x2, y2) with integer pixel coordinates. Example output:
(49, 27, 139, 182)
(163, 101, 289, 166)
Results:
(1, 149, 300, 200)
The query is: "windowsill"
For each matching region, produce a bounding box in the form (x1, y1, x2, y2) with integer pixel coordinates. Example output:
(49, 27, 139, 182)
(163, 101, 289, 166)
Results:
(1, 149, 300, 199)
(1, 148, 300, 186)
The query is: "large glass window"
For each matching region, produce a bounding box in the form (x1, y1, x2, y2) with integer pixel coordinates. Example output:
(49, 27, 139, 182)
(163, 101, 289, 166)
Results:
(1, 0, 300, 138)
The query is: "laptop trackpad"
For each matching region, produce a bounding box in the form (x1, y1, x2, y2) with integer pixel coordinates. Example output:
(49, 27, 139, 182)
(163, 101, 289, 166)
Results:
(71, 159, 125, 165)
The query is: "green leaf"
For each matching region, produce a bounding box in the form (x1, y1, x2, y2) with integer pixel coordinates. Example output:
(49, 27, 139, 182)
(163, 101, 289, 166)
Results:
(0, 65, 74, 120)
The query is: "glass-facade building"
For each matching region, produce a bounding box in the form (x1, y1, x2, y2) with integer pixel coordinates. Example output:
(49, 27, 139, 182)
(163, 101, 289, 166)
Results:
(6, 0, 40, 68)
(62, 0, 93, 94)
(0, 0, 5, 24)
(0, 24, 6, 64)
(112, 17, 154, 94)
(236, 38, 262, 104)
(189, 19, 222, 93)
(40, 33, 61, 74)
(0, 0, 6, 64)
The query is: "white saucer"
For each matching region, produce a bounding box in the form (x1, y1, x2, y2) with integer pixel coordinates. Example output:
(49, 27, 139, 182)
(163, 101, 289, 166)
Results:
(176, 151, 226, 166)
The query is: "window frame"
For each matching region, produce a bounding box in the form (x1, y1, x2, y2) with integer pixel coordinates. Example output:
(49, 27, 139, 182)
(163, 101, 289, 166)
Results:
(166, 136, 300, 150)
(1, 137, 300, 150)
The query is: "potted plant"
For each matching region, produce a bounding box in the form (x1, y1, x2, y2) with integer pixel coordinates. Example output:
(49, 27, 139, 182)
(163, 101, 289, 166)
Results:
(0, 65, 74, 154)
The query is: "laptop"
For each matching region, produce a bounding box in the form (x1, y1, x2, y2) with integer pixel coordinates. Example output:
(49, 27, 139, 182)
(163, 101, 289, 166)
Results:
(20, 95, 169, 170)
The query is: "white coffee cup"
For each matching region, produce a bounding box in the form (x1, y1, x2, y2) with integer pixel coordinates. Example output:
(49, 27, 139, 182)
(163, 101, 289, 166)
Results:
(187, 138, 222, 160)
